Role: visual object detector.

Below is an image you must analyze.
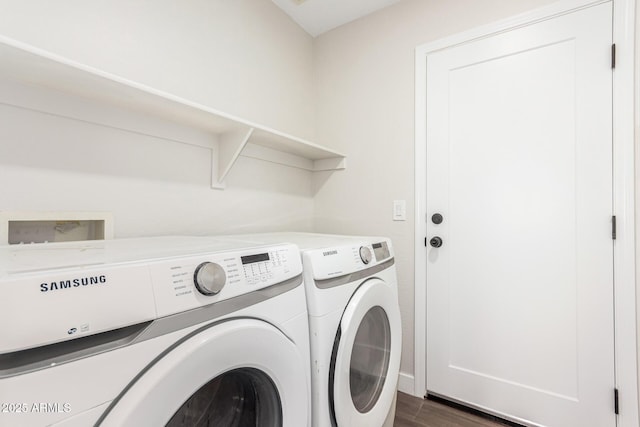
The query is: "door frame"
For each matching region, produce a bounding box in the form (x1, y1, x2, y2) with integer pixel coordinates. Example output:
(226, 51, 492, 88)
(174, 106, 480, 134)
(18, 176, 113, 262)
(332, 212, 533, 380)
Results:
(413, 0, 638, 425)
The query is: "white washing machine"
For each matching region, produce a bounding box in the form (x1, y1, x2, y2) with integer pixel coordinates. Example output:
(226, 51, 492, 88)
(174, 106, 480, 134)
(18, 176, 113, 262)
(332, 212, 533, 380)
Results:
(225, 233, 402, 427)
(0, 236, 310, 427)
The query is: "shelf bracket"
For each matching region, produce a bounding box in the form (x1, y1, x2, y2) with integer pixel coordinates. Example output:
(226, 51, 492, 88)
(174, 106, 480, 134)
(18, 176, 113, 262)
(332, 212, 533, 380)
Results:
(313, 157, 347, 171)
(211, 127, 254, 189)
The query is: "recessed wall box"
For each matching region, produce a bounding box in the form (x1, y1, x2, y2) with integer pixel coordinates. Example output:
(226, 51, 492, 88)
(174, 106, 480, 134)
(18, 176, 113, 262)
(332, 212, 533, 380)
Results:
(0, 212, 114, 245)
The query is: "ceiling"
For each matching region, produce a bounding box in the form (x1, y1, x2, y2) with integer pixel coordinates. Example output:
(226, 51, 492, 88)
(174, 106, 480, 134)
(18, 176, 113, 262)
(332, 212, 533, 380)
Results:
(271, 0, 403, 37)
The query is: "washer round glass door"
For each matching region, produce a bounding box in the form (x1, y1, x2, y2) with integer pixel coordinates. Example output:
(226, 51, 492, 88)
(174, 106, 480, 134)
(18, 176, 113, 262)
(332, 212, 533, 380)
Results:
(166, 367, 280, 426)
(331, 278, 402, 427)
(97, 319, 308, 427)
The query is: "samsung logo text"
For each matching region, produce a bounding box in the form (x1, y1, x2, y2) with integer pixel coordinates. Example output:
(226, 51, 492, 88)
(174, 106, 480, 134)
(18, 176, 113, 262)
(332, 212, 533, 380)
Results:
(40, 275, 107, 292)
(322, 250, 338, 256)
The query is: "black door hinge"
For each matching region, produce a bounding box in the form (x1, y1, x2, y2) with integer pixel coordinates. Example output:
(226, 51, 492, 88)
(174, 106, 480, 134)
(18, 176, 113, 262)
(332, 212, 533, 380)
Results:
(611, 44, 616, 69)
(424, 237, 427, 247)
(612, 216, 617, 240)
(614, 388, 619, 414)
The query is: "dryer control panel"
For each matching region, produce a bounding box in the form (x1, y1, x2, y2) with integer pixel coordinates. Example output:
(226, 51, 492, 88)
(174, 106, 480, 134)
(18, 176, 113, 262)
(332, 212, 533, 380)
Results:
(307, 238, 394, 281)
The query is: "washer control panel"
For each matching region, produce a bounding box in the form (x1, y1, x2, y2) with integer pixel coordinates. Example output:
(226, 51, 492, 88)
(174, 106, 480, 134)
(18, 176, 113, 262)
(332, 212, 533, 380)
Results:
(150, 244, 300, 318)
(0, 238, 301, 354)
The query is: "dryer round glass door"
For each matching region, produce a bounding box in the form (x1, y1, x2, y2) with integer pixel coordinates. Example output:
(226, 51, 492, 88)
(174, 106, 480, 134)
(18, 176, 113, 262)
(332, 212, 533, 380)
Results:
(96, 319, 308, 427)
(349, 306, 391, 413)
(331, 278, 402, 427)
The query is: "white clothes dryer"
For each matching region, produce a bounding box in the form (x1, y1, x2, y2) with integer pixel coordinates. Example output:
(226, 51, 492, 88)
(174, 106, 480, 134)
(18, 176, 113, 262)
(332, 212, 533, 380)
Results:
(225, 233, 402, 427)
(0, 236, 310, 427)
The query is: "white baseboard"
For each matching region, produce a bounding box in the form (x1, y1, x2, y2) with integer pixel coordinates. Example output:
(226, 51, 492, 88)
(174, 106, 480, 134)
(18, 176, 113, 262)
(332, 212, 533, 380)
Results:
(397, 371, 418, 396)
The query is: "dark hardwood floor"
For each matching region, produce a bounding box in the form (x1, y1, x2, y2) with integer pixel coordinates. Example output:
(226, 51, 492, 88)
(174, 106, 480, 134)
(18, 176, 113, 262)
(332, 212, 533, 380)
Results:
(394, 392, 509, 427)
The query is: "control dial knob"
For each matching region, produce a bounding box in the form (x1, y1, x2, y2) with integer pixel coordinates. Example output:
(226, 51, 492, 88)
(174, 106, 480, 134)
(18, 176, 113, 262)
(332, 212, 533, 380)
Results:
(194, 262, 226, 295)
(359, 246, 373, 264)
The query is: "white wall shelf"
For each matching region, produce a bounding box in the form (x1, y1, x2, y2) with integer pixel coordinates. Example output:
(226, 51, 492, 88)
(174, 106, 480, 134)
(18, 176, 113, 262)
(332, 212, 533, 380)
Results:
(0, 36, 346, 189)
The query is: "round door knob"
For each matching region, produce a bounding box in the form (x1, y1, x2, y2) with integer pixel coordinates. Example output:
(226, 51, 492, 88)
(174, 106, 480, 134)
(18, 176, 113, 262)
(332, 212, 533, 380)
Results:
(432, 213, 443, 224)
(194, 262, 226, 295)
(429, 237, 443, 248)
(359, 246, 373, 264)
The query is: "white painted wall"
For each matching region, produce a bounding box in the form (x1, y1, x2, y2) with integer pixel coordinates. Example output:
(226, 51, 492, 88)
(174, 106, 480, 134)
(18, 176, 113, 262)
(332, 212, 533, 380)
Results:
(312, 0, 561, 387)
(0, 0, 315, 140)
(0, 0, 316, 237)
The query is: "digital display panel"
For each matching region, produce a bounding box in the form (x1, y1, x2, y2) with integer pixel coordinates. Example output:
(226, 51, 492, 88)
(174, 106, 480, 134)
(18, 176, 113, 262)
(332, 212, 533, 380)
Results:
(372, 242, 390, 261)
(241, 253, 270, 265)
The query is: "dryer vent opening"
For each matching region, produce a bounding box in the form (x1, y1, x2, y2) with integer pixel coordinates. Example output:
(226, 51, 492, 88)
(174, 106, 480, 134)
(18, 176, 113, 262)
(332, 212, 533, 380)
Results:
(166, 368, 283, 427)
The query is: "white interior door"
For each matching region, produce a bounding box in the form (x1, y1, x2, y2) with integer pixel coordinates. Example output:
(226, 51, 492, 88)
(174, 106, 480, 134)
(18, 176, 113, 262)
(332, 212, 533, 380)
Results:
(425, 3, 614, 427)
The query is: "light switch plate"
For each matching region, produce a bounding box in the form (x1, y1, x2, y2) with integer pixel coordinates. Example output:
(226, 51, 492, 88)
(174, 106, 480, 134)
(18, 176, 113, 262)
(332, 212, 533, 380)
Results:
(393, 200, 406, 221)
